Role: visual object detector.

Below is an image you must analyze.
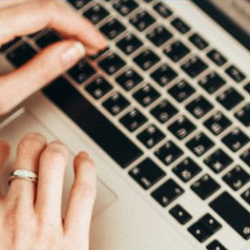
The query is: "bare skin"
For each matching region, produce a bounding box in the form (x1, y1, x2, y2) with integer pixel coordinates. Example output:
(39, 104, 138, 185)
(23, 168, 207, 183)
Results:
(0, 134, 97, 250)
(0, 1, 107, 249)
(0, 0, 107, 115)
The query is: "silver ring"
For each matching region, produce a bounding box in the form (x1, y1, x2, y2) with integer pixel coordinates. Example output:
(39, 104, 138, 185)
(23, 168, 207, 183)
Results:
(8, 169, 38, 185)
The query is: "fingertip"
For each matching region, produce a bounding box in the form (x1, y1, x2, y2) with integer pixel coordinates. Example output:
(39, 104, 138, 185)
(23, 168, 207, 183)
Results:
(77, 151, 89, 159)
(74, 152, 96, 175)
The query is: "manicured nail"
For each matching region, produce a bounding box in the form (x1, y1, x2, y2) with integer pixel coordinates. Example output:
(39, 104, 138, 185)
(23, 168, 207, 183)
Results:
(61, 42, 85, 66)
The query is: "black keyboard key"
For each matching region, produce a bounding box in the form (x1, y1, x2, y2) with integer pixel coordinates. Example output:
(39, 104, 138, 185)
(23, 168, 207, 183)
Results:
(83, 4, 109, 24)
(130, 10, 156, 31)
(199, 72, 226, 94)
(191, 174, 220, 200)
(67, 0, 91, 9)
(150, 64, 177, 87)
(235, 104, 250, 127)
(99, 53, 126, 75)
(134, 49, 160, 71)
(188, 221, 212, 243)
(85, 76, 113, 99)
(207, 240, 228, 250)
(164, 41, 190, 63)
(186, 96, 213, 119)
(242, 188, 250, 206)
(120, 108, 148, 132)
(155, 141, 183, 166)
(222, 128, 249, 152)
(102, 93, 129, 116)
(137, 124, 165, 149)
(181, 56, 208, 78)
(168, 80, 195, 103)
(204, 149, 233, 174)
(244, 82, 250, 95)
(152, 179, 184, 207)
(189, 33, 209, 50)
(0, 37, 21, 52)
(200, 214, 222, 235)
(153, 3, 173, 18)
(129, 158, 166, 190)
(117, 33, 143, 55)
(171, 18, 191, 34)
(173, 158, 201, 183)
(113, 0, 139, 16)
(116, 68, 143, 91)
(223, 166, 250, 191)
(210, 191, 250, 240)
(207, 49, 227, 66)
(150, 100, 178, 124)
(133, 84, 160, 107)
(217, 88, 244, 110)
(168, 116, 196, 140)
(7, 42, 37, 67)
(186, 133, 215, 157)
(146, 26, 173, 47)
(68, 60, 96, 84)
(43, 77, 142, 169)
(189, 214, 221, 243)
(226, 65, 246, 83)
(241, 148, 250, 167)
(204, 111, 232, 136)
(100, 19, 126, 40)
(169, 205, 192, 225)
(35, 30, 61, 49)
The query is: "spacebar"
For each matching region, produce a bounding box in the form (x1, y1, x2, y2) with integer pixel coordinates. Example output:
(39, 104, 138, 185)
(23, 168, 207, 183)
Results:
(43, 77, 143, 168)
(210, 192, 250, 240)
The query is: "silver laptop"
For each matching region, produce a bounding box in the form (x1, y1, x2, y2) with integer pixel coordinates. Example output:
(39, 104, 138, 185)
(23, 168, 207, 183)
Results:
(1, 0, 250, 249)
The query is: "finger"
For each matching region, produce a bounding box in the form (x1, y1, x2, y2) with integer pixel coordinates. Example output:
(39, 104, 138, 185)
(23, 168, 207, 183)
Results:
(7, 133, 47, 206)
(64, 152, 97, 237)
(35, 141, 68, 224)
(0, 0, 107, 50)
(0, 40, 85, 115)
(0, 140, 11, 196)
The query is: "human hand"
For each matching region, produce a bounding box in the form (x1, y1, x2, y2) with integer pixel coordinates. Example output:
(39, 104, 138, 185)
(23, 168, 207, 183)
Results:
(0, 0, 107, 115)
(0, 133, 97, 250)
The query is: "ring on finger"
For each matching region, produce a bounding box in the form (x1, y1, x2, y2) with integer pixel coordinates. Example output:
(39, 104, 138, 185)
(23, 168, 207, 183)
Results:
(8, 169, 38, 185)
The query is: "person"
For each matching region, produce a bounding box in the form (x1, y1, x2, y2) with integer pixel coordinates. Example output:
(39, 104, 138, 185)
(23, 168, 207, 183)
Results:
(0, 1, 107, 249)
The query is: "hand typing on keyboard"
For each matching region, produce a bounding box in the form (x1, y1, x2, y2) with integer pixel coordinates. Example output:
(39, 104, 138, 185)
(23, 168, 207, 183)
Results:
(0, 133, 97, 250)
(0, 1, 107, 249)
(0, 0, 107, 116)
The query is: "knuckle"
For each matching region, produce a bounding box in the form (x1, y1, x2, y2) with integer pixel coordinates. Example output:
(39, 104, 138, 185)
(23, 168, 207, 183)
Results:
(23, 133, 46, 143)
(39, 0, 59, 13)
(18, 133, 46, 152)
(42, 142, 68, 167)
(37, 59, 53, 84)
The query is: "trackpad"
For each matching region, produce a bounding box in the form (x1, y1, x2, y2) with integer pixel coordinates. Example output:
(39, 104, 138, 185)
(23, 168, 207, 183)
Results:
(0, 109, 117, 218)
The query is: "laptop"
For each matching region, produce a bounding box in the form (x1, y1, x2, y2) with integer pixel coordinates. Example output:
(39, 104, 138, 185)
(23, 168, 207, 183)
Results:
(1, 0, 250, 249)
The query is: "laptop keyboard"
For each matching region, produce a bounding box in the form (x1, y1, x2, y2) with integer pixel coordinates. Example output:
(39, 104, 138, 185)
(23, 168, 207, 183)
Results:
(2, 0, 250, 249)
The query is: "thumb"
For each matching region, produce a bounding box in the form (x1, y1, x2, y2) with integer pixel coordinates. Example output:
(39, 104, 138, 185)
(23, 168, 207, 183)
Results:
(0, 40, 85, 115)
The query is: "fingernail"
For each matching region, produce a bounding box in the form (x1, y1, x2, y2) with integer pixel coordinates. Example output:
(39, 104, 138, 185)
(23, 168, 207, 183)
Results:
(61, 42, 85, 66)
